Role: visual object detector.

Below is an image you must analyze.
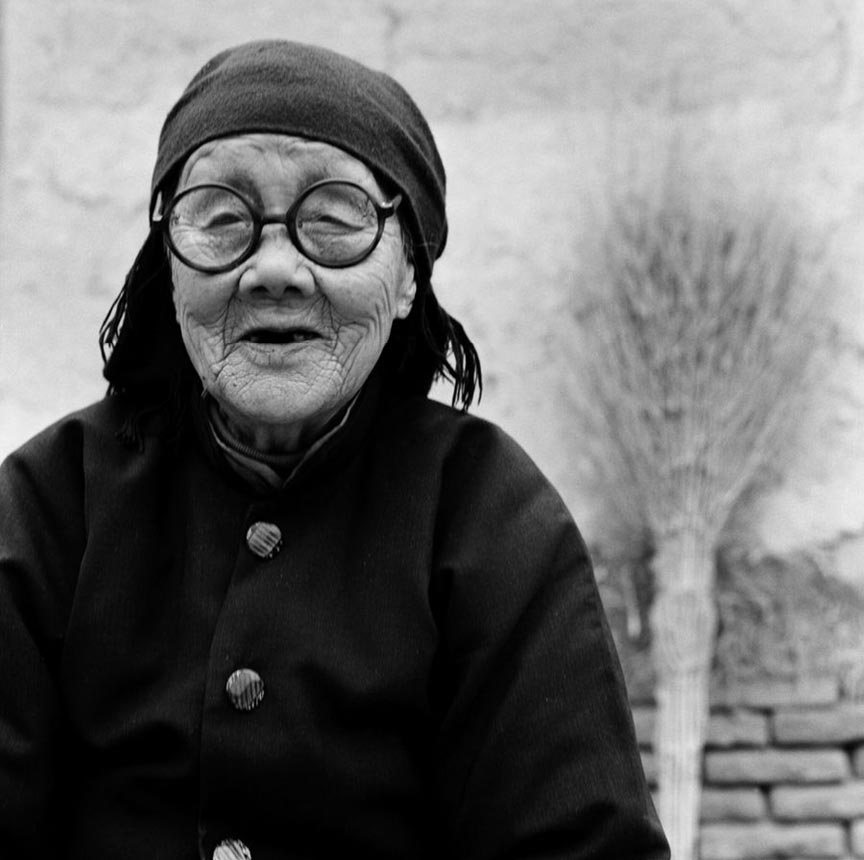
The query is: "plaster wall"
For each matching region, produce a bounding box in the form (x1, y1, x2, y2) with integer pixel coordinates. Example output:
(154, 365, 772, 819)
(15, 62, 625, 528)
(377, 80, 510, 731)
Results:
(2, 0, 864, 583)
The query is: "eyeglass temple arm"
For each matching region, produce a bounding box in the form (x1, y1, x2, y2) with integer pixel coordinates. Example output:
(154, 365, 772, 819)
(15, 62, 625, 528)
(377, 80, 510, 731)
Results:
(150, 191, 165, 225)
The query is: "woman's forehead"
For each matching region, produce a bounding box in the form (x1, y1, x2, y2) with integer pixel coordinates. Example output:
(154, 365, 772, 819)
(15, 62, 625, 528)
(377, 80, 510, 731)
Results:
(179, 133, 377, 187)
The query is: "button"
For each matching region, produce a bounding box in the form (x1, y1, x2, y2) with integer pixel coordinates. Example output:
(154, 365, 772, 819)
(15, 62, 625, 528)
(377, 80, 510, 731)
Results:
(245, 521, 283, 559)
(213, 839, 251, 860)
(226, 668, 265, 711)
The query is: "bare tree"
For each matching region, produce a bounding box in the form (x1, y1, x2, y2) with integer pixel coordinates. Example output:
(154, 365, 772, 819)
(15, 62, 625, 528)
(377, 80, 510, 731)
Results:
(571, 168, 827, 859)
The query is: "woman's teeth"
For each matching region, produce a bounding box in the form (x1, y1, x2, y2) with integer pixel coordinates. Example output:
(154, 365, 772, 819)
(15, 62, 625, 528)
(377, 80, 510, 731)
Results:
(247, 330, 317, 344)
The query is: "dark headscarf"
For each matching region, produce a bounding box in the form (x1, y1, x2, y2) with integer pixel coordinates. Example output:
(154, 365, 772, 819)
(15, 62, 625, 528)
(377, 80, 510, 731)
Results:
(152, 39, 446, 286)
(101, 41, 479, 445)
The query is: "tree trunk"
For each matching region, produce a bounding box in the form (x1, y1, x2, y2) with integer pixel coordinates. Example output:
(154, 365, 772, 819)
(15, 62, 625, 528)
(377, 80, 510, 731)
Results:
(651, 532, 718, 860)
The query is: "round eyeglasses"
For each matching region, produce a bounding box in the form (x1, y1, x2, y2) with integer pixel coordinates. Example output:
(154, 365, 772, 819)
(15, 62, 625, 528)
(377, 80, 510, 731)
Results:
(152, 179, 403, 273)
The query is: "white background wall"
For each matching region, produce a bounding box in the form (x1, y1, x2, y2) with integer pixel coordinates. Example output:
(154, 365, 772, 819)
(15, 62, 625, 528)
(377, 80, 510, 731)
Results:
(2, 0, 864, 583)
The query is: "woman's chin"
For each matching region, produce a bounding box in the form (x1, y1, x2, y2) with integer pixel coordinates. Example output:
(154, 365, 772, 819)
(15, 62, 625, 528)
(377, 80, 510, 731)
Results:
(213, 387, 345, 452)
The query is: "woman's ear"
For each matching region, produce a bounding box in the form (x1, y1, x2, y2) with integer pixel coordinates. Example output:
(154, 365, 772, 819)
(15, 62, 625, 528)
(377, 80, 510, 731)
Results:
(395, 260, 417, 320)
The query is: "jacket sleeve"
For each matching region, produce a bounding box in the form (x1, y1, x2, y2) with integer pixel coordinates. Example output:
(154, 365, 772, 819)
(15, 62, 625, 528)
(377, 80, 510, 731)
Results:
(431, 422, 669, 860)
(0, 424, 84, 855)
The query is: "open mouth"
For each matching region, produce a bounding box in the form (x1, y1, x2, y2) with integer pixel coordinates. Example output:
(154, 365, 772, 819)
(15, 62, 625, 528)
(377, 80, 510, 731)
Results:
(243, 328, 321, 345)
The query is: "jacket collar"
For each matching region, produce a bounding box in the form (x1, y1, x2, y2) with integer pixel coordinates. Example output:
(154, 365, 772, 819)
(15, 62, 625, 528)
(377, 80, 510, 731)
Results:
(188, 364, 389, 495)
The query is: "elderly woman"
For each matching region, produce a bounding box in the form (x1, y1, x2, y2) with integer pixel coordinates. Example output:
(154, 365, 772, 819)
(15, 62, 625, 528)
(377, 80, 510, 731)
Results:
(0, 41, 668, 860)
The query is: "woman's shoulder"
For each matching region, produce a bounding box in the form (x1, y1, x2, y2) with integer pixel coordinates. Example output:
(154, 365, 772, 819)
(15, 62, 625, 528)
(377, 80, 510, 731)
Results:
(0, 401, 130, 565)
(382, 396, 543, 472)
(6, 398, 126, 456)
(384, 395, 515, 445)
(377, 396, 566, 514)
(1, 397, 136, 483)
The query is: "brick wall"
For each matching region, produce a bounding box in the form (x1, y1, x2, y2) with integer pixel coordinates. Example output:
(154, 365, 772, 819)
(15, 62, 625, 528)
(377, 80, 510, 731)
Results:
(634, 680, 864, 859)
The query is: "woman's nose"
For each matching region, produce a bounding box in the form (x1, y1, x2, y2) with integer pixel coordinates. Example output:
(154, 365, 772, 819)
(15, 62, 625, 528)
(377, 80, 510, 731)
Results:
(238, 224, 316, 299)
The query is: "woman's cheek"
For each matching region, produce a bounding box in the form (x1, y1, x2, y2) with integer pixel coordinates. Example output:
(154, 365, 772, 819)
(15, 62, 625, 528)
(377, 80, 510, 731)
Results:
(324, 267, 400, 336)
(173, 296, 229, 384)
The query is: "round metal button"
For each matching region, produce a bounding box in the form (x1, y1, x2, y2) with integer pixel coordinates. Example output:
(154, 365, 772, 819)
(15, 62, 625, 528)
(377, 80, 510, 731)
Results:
(226, 668, 265, 712)
(213, 838, 251, 860)
(246, 521, 283, 559)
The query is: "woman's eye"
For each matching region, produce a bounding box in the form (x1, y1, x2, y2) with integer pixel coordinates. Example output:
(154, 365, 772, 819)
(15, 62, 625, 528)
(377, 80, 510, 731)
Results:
(304, 213, 352, 228)
(203, 210, 248, 229)
(300, 205, 370, 232)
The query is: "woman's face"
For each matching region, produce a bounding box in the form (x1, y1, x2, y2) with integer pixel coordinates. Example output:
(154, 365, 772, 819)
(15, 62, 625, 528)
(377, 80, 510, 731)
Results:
(169, 133, 416, 452)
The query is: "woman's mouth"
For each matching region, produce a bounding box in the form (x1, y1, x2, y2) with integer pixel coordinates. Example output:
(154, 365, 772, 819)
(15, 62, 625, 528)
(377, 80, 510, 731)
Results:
(243, 328, 321, 344)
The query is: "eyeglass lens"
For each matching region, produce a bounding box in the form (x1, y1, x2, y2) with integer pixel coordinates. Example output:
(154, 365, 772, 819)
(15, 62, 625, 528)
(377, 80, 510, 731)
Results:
(167, 182, 383, 270)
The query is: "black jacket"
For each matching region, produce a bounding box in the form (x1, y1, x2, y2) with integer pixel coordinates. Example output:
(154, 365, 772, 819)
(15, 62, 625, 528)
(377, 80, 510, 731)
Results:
(0, 384, 668, 859)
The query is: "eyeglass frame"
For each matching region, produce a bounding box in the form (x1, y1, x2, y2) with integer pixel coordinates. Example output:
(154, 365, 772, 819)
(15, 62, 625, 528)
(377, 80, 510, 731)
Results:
(151, 178, 403, 274)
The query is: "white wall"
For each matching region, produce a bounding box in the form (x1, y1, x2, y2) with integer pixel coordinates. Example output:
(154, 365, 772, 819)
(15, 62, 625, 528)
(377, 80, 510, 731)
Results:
(2, 0, 863, 581)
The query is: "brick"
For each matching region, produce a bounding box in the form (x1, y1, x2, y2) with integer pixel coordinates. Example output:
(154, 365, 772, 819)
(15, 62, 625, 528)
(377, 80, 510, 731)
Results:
(631, 706, 655, 748)
(856, 746, 864, 777)
(700, 822, 845, 859)
(851, 818, 864, 855)
(774, 705, 864, 745)
(707, 710, 770, 748)
(705, 749, 849, 784)
(712, 678, 840, 709)
(700, 787, 767, 821)
(631, 705, 771, 749)
(772, 782, 864, 820)
(640, 750, 657, 787)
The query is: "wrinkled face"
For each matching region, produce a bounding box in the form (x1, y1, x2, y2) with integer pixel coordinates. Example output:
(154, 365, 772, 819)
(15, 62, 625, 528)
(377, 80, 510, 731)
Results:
(169, 133, 416, 452)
